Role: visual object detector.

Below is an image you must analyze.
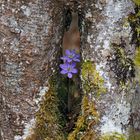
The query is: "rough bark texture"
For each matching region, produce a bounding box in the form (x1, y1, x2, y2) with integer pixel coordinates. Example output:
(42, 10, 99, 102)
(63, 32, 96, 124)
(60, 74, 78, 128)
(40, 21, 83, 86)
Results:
(0, 0, 140, 140)
(0, 0, 63, 139)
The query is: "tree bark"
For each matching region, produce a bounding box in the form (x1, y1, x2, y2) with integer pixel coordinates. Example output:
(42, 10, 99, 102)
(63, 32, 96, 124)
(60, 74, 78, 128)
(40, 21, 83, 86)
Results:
(0, 0, 139, 139)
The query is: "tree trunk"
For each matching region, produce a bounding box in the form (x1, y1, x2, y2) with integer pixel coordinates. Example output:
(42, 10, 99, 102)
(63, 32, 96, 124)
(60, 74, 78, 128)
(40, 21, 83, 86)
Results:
(0, 0, 140, 140)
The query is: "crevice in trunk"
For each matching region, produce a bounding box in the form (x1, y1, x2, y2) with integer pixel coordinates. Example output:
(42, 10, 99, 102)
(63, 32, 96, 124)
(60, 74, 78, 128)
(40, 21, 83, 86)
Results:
(56, 5, 84, 134)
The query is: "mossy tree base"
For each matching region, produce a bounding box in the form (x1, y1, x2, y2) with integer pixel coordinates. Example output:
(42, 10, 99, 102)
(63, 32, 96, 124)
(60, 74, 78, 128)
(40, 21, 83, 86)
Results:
(25, 83, 66, 140)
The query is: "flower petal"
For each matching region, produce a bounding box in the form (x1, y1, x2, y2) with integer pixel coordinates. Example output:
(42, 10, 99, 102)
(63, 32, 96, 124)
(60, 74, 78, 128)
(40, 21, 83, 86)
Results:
(60, 70, 67, 74)
(68, 73, 72, 78)
(71, 62, 76, 68)
(60, 56, 69, 62)
(71, 68, 78, 74)
(76, 54, 80, 58)
(65, 50, 71, 55)
(59, 64, 68, 70)
(73, 58, 80, 62)
(67, 58, 72, 62)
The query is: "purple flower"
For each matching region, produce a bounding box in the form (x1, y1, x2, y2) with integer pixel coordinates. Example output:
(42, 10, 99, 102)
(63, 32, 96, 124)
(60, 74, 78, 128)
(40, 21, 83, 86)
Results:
(60, 55, 68, 62)
(60, 62, 78, 78)
(61, 49, 80, 62)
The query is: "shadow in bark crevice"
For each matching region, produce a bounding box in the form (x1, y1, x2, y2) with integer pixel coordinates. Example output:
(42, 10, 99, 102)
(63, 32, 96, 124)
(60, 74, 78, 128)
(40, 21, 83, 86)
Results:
(56, 6, 85, 134)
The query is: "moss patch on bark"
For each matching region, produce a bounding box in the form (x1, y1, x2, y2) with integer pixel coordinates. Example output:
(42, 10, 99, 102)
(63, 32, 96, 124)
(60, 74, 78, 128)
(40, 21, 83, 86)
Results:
(67, 61, 106, 140)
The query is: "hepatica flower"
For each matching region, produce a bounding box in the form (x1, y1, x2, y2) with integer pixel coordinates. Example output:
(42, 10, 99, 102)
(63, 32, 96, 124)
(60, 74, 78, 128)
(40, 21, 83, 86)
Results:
(60, 49, 80, 78)
(60, 62, 78, 78)
(61, 49, 80, 62)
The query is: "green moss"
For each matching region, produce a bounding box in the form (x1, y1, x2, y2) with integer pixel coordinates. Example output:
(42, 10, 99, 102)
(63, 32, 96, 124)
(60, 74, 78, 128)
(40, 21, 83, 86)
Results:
(25, 79, 66, 140)
(134, 47, 140, 66)
(133, 0, 140, 6)
(129, 1, 140, 44)
(108, 43, 135, 84)
(129, 131, 140, 140)
(129, 2, 140, 82)
(100, 132, 126, 140)
(34, 85, 65, 140)
(67, 61, 106, 140)
(134, 47, 140, 83)
(67, 95, 98, 140)
(81, 61, 106, 97)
